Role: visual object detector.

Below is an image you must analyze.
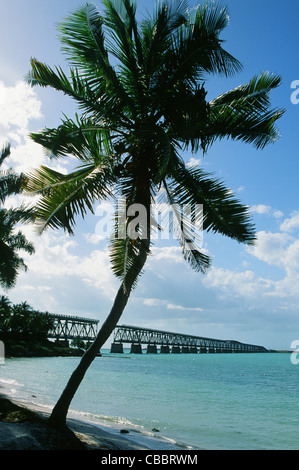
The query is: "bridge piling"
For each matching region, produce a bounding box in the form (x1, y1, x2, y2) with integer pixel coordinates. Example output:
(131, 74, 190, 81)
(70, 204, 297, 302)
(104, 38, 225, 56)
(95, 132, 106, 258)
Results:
(147, 344, 157, 354)
(130, 343, 142, 354)
(110, 343, 124, 354)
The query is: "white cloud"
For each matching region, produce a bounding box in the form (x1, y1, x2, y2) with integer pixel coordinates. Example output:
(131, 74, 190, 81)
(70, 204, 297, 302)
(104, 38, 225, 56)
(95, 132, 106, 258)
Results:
(200, 211, 299, 315)
(247, 231, 291, 268)
(273, 210, 284, 219)
(0, 80, 70, 175)
(0, 80, 42, 143)
(202, 266, 271, 298)
(27, 230, 116, 295)
(9, 137, 47, 174)
(166, 304, 203, 312)
(143, 298, 203, 311)
(251, 204, 272, 215)
(0, 81, 45, 175)
(280, 211, 299, 232)
(247, 229, 299, 274)
(84, 233, 107, 244)
(150, 246, 184, 265)
(250, 204, 284, 220)
(186, 156, 201, 167)
(143, 298, 164, 307)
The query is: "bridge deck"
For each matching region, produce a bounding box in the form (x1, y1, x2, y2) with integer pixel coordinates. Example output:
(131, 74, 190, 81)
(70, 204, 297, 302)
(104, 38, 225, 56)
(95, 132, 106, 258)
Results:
(47, 313, 99, 341)
(111, 324, 268, 353)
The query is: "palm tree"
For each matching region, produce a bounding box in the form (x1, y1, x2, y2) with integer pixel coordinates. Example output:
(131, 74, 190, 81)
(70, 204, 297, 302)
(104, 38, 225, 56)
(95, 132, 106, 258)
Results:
(0, 295, 12, 334)
(0, 144, 35, 289)
(25, 0, 283, 428)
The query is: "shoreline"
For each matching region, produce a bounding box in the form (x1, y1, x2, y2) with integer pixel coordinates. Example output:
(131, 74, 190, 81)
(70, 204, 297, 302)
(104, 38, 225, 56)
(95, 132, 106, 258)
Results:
(0, 382, 195, 451)
(0, 392, 148, 450)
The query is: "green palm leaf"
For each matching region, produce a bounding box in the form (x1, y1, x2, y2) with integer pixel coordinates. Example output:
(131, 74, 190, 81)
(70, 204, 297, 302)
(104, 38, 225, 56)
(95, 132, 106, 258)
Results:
(26, 163, 114, 234)
(0, 209, 35, 289)
(59, 3, 135, 114)
(204, 72, 284, 150)
(30, 114, 116, 160)
(167, 163, 256, 245)
(160, 185, 211, 273)
(25, 0, 282, 281)
(0, 145, 35, 289)
(109, 193, 152, 290)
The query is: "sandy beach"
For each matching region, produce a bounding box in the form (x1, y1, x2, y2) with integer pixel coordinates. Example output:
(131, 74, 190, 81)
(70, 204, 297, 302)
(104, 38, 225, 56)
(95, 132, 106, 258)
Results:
(0, 380, 193, 452)
(0, 363, 197, 452)
(0, 391, 152, 451)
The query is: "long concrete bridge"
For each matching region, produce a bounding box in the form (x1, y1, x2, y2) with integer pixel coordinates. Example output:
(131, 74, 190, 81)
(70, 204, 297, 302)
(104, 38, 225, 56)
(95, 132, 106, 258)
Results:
(110, 325, 268, 354)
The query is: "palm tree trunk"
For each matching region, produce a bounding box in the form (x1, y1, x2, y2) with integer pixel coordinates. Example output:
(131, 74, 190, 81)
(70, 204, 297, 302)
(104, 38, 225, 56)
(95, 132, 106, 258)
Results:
(47, 282, 130, 428)
(48, 241, 150, 429)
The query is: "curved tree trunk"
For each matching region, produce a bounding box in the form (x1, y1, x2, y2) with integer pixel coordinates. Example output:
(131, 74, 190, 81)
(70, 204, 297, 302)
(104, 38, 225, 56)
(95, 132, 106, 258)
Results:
(48, 283, 130, 428)
(48, 240, 150, 429)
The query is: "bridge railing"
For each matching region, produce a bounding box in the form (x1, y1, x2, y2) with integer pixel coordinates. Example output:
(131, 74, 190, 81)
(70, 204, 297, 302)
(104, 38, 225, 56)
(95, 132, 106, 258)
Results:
(111, 325, 268, 354)
(47, 314, 99, 341)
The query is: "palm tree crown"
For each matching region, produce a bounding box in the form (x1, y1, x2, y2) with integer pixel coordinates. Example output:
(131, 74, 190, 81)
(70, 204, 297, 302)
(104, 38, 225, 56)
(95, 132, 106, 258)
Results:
(0, 144, 35, 289)
(26, 0, 283, 289)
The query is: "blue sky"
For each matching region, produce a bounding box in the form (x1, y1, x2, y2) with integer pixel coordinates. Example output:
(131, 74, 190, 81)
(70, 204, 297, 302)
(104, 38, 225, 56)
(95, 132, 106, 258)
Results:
(0, 0, 299, 350)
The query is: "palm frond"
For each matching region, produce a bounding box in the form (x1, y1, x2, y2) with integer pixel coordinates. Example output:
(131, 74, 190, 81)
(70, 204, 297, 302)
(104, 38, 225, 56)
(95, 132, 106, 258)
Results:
(184, 2, 242, 78)
(210, 72, 282, 111)
(0, 143, 11, 166)
(147, 2, 242, 123)
(58, 3, 135, 114)
(141, 0, 188, 79)
(0, 144, 24, 203)
(25, 163, 114, 234)
(203, 72, 284, 150)
(30, 114, 115, 160)
(0, 240, 28, 289)
(0, 170, 24, 203)
(167, 163, 256, 245)
(27, 60, 132, 127)
(0, 209, 35, 289)
(161, 182, 210, 273)
(109, 196, 151, 291)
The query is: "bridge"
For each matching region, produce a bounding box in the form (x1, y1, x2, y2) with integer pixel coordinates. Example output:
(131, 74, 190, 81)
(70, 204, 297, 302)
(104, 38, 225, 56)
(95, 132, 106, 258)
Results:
(47, 313, 99, 342)
(110, 325, 268, 354)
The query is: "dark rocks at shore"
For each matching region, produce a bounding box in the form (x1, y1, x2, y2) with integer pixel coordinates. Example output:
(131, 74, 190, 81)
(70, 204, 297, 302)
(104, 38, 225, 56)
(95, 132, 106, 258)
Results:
(0, 396, 86, 450)
(2, 338, 85, 358)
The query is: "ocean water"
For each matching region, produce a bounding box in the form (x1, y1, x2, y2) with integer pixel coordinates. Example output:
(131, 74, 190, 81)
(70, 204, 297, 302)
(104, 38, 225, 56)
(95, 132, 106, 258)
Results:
(0, 351, 298, 450)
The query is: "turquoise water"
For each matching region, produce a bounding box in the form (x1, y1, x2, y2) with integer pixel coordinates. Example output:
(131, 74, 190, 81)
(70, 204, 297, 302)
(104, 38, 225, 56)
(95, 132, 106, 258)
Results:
(0, 352, 298, 450)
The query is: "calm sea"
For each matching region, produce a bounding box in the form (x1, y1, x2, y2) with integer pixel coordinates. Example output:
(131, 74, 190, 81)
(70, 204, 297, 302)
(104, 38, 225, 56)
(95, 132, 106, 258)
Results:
(0, 351, 298, 450)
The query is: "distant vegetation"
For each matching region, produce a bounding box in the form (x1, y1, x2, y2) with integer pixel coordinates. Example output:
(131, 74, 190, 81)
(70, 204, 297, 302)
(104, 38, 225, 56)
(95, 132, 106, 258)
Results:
(0, 144, 35, 290)
(0, 295, 85, 357)
(0, 296, 54, 341)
